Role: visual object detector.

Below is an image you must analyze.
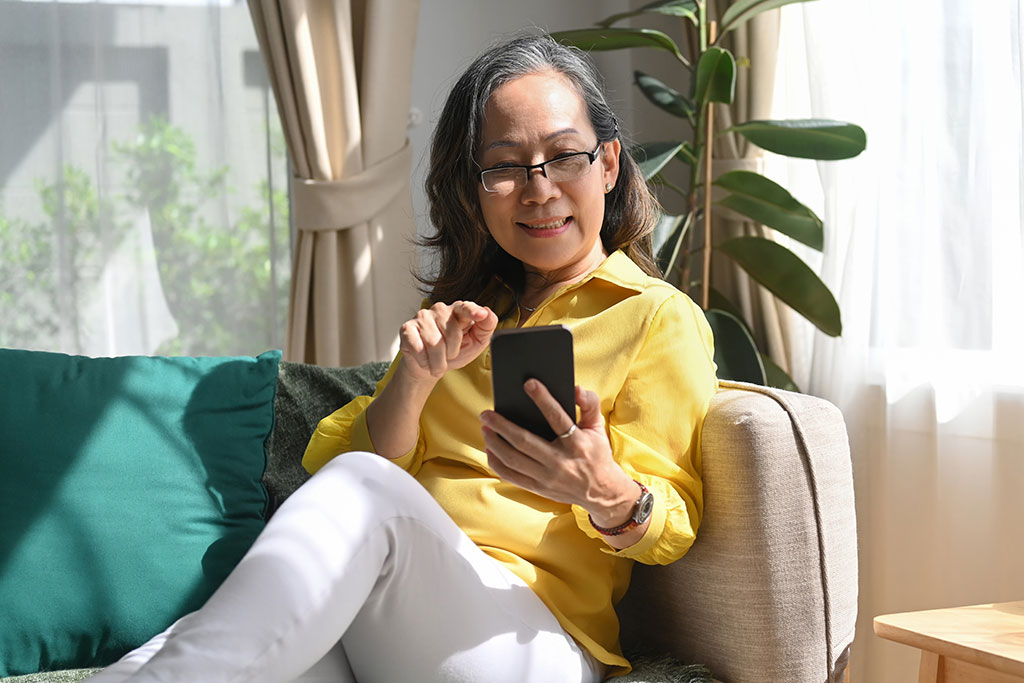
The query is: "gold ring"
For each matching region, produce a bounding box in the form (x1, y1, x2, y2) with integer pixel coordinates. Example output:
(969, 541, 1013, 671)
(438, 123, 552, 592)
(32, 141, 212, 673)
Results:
(557, 423, 577, 439)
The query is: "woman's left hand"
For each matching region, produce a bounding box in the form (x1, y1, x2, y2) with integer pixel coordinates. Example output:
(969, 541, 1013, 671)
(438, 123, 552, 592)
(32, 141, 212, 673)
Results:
(480, 381, 639, 531)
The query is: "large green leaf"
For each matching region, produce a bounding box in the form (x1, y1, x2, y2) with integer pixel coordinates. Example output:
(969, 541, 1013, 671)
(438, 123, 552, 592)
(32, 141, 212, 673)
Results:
(720, 0, 820, 35)
(718, 236, 842, 336)
(630, 141, 684, 180)
(705, 289, 801, 397)
(653, 211, 685, 255)
(656, 211, 693, 277)
(731, 119, 867, 160)
(634, 71, 695, 120)
(676, 142, 698, 166)
(549, 28, 688, 65)
(761, 353, 801, 392)
(694, 47, 736, 106)
(707, 286, 747, 325)
(598, 0, 698, 28)
(713, 170, 823, 249)
(704, 309, 766, 384)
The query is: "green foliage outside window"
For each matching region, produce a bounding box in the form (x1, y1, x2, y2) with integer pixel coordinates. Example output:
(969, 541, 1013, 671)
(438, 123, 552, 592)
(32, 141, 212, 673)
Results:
(0, 116, 290, 357)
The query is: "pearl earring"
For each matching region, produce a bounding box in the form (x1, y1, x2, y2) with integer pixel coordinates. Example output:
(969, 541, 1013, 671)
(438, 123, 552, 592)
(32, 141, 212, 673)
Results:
(605, 183, 613, 193)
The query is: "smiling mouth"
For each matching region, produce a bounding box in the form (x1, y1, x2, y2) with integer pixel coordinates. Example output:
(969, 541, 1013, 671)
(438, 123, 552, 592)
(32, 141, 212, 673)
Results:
(517, 217, 570, 230)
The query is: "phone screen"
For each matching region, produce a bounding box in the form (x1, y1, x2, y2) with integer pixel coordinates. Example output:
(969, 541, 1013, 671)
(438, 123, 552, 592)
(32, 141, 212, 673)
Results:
(490, 325, 575, 441)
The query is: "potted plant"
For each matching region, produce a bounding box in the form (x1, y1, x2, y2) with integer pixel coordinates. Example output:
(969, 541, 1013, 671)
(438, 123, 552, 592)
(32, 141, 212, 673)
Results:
(551, 0, 866, 390)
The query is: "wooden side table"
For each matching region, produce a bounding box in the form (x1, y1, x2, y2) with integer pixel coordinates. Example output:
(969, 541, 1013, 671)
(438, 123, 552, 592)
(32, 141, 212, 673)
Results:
(874, 601, 1024, 682)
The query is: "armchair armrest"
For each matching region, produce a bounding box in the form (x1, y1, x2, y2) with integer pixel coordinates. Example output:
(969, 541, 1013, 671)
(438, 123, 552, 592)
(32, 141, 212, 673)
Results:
(618, 381, 858, 683)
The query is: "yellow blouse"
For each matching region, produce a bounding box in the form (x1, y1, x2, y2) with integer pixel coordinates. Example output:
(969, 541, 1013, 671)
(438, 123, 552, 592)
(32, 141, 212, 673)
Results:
(302, 250, 718, 674)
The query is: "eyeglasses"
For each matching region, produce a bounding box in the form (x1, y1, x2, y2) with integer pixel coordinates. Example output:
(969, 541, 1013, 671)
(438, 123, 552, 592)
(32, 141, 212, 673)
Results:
(478, 142, 604, 194)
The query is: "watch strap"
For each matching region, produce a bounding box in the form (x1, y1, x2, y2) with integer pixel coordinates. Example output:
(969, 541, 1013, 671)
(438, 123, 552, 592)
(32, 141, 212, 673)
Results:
(588, 481, 651, 536)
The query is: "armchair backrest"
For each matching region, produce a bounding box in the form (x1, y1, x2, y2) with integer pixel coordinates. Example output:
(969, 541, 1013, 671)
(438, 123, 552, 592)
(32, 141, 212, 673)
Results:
(617, 382, 858, 683)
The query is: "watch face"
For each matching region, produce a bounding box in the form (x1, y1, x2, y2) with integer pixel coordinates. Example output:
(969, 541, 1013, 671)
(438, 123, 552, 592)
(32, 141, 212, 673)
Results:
(634, 490, 655, 524)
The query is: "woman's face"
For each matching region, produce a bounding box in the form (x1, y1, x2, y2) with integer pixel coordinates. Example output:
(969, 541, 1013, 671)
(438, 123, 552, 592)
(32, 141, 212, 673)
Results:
(475, 70, 620, 282)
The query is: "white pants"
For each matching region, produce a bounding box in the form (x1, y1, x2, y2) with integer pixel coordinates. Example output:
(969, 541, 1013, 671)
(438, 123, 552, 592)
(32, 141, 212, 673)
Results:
(87, 452, 604, 683)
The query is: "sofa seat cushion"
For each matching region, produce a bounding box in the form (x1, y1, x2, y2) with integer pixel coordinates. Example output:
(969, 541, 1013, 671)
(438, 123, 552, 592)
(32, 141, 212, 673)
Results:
(0, 349, 281, 677)
(0, 660, 716, 683)
(0, 671, 100, 683)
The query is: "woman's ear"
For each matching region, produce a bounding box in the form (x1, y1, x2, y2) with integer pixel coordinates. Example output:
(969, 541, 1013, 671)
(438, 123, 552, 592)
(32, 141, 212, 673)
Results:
(602, 139, 621, 188)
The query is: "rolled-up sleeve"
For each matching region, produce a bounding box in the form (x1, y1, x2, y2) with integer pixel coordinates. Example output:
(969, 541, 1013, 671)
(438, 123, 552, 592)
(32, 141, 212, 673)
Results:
(302, 355, 425, 475)
(572, 292, 717, 564)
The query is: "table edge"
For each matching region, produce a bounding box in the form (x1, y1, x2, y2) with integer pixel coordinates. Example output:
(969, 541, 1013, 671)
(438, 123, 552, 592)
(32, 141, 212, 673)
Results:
(874, 610, 1024, 678)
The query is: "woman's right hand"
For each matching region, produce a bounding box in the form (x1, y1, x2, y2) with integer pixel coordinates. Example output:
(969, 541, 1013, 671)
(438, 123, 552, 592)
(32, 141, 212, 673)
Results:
(398, 301, 498, 383)
(367, 301, 496, 459)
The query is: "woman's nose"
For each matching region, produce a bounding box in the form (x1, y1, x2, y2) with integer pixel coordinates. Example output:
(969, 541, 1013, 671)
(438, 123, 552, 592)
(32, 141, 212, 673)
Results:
(520, 168, 561, 204)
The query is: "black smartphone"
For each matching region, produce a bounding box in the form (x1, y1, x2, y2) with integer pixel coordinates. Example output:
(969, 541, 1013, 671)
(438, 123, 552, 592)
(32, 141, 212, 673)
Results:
(490, 325, 575, 441)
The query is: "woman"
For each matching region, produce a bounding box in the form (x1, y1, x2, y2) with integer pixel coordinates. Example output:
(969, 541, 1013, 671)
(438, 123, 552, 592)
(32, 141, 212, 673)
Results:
(88, 34, 717, 683)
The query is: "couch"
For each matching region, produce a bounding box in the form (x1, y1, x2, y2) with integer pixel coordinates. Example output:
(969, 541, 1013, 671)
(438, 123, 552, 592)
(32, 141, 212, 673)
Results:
(0, 352, 857, 683)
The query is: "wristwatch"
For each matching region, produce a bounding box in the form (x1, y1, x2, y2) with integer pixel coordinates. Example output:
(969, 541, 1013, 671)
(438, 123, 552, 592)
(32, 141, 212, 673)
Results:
(589, 481, 654, 536)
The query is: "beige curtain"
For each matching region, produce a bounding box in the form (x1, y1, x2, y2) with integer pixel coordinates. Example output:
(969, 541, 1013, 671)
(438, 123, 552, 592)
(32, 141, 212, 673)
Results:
(249, 0, 419, 366)
(705, 2, 796, 378)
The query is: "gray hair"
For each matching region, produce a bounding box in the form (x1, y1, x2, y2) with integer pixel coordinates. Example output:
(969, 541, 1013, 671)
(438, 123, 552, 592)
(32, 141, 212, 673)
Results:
(463, 34, 620, 152)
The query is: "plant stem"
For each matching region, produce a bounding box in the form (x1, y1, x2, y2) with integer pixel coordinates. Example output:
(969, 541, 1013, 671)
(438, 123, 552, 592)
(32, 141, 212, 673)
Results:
(698, 1, 707, 52)
(679, 210, 697, 298)
(688, 122, 702, 217)
(701, 20, 717, 311)
(684, 17, 698, 66)
(681, 2, 706, 295)
(664, 211, 694, 278)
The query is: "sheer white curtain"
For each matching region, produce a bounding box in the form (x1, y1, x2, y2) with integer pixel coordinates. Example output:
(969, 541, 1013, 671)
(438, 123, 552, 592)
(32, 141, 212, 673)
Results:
(0, 0, 289, 358)
(769, 2, 1024, 681)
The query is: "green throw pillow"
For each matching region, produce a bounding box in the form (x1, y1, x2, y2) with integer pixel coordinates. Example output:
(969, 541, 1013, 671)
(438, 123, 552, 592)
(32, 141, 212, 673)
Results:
(0, 349, 280, 677)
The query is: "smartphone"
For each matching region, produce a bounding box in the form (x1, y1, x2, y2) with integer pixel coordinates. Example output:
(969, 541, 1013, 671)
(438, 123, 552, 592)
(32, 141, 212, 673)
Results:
(490, 325, 575, 441)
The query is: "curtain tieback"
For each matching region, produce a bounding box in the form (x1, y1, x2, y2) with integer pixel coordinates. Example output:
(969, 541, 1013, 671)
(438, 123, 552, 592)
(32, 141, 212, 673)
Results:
(292, 142, 413, 231)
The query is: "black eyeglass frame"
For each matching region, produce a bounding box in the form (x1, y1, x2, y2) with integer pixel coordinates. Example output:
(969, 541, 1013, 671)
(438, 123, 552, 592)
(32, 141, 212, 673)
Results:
(477, 141, 606, 193)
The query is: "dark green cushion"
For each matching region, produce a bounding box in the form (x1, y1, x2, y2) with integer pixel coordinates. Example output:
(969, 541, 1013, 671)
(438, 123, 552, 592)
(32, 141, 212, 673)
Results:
(263, 360, 389, 514)
(0, 349, 280, 677)
(618, 654, 715, 682)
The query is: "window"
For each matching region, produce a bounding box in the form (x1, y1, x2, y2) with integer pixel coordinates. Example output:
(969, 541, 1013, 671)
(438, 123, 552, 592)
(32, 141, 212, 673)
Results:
(0, 0, 290, 357)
